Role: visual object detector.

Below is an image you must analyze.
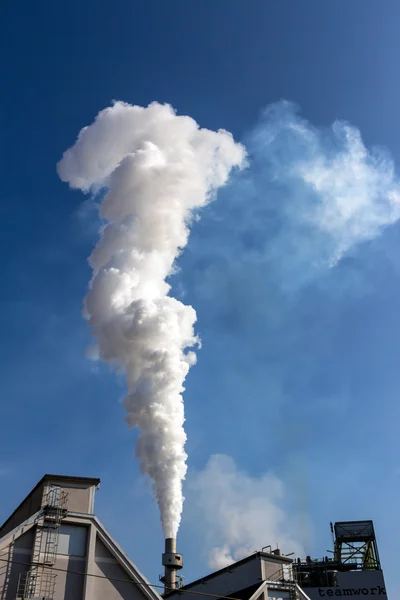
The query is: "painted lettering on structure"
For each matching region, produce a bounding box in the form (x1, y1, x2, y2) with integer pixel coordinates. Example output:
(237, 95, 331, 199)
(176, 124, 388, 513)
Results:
(315, 586, 386, 597)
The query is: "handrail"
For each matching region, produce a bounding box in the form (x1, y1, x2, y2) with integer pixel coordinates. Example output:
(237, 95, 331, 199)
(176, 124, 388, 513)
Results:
(294, 583, 313, 600)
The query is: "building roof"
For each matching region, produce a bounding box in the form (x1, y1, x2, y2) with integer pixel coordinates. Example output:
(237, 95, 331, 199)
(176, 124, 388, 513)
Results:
(164, 551, 293, 596)
(42, 474, 101, 486)
(0, 473, 100, 534)
(0, 509, 41, 552)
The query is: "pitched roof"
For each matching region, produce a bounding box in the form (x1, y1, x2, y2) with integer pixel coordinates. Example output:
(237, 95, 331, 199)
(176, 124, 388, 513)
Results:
(164, 551, 292, 595)
(68, 512, 163, 600)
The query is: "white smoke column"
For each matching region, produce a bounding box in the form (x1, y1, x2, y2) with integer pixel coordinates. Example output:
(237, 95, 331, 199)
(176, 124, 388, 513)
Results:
(57, 101, 246, 537)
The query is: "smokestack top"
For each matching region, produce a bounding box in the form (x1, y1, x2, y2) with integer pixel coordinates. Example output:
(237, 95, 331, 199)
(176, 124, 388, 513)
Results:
(165, 538, 177, 555)
(162, 537, 183, 570)
(162, 537, 183, 592)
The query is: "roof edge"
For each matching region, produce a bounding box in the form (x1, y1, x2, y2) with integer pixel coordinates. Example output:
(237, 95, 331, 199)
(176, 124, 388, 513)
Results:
(43, 474, 101, 486)
(165, 551, 293, 594)
(0, 509, 41, 551)
(69, 513, 163, 600)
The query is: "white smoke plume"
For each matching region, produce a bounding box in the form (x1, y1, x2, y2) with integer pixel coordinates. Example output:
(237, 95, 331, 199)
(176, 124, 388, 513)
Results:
(186, 455, 305, 570)
(57, 101, 245, 538)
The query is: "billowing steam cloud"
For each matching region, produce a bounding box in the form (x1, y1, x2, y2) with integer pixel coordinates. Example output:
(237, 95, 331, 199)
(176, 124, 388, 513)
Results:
(187, 455, 305, 570)
(58, 99, 400, 561)
(57, 101, 245, 537)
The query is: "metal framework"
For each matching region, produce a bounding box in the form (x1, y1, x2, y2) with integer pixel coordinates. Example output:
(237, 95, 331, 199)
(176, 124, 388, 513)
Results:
(293, 520, 382, 590)
(333, 521, 381, 570)
(244, 576, 311, 600)
(17, 486, 68, 600)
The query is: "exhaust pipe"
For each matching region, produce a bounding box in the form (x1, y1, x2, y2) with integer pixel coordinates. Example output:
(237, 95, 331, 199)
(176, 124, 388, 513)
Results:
(162, 538, 183, 592)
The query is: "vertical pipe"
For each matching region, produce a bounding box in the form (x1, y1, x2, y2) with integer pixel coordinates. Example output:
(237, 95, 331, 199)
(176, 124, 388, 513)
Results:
(164, 538, 177, 591)
(165, 538, 176, 554)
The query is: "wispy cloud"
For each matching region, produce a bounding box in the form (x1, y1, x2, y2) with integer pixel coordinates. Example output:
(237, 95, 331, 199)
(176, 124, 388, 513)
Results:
(187, 101, 400, 290)
(185, 454, 305, 570)
(179, 102, 400, 567)
(179, 101, 400, 404)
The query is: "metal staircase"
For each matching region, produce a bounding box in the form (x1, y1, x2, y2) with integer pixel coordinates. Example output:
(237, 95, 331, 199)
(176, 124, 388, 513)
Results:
(17, 487, 68, 599)
(265, 565, 309, 599)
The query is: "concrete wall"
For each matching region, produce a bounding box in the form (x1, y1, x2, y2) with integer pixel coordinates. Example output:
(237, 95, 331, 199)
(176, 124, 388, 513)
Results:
(52, 524, 88, 600)
(90, 537, 147, 600)
(0, 524, 88, 600)
(0, 529, 33, 600)
(58, 524, 89, 556)
(0, 521, 156, 600)
(44, 480, 95, 515)
(0, 478, 158, 600)
(55, 556, 86, 600)
(261, 556, 292, 581)
(175, 556, 264, 600)
(0, 476, 97, 539)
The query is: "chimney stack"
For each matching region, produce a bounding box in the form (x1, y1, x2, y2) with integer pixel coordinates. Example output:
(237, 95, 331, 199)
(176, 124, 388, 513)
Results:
(162, 538, 183, 592)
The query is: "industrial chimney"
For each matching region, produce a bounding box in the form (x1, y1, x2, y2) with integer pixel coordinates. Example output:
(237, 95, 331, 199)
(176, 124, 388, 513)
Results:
(162, 538, 183, 592)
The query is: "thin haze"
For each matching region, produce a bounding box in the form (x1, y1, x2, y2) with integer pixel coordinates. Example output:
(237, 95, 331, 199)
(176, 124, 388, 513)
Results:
(187, 454, 304, 570)
(57, 101, 245, 538)
(177, 102, 400, 567)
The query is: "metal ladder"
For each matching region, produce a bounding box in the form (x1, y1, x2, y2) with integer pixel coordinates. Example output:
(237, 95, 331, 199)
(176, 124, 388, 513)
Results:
(265, 565, 303, 600)
(17, 487, 68, 599)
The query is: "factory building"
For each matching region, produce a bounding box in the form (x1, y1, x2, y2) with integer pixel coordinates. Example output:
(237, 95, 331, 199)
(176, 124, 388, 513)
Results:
(165, 521, 388, 600)
(0, 474, 162, 600)
(164, 548, 307, 600)
(0, 474, 389, 600)
(293, 520, 387, 599)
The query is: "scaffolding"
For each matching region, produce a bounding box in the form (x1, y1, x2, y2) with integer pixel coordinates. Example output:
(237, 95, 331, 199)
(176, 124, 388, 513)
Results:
(333, 520, 381, 571)
(17, 486, 68, 600)
(293, 520, 382, 590)
(242, 575, 310, 600)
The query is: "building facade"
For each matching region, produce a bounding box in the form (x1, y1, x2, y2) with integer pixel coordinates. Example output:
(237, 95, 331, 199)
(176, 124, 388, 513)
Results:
(0, 474, 162, 600)
(165, 520, 388, 600)
(0, 476, 388, 600)
(164, 550, 310, 600)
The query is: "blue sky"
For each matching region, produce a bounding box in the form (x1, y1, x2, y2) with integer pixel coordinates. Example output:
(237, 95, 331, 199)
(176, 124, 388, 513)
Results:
(1, 0, 399, 596)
